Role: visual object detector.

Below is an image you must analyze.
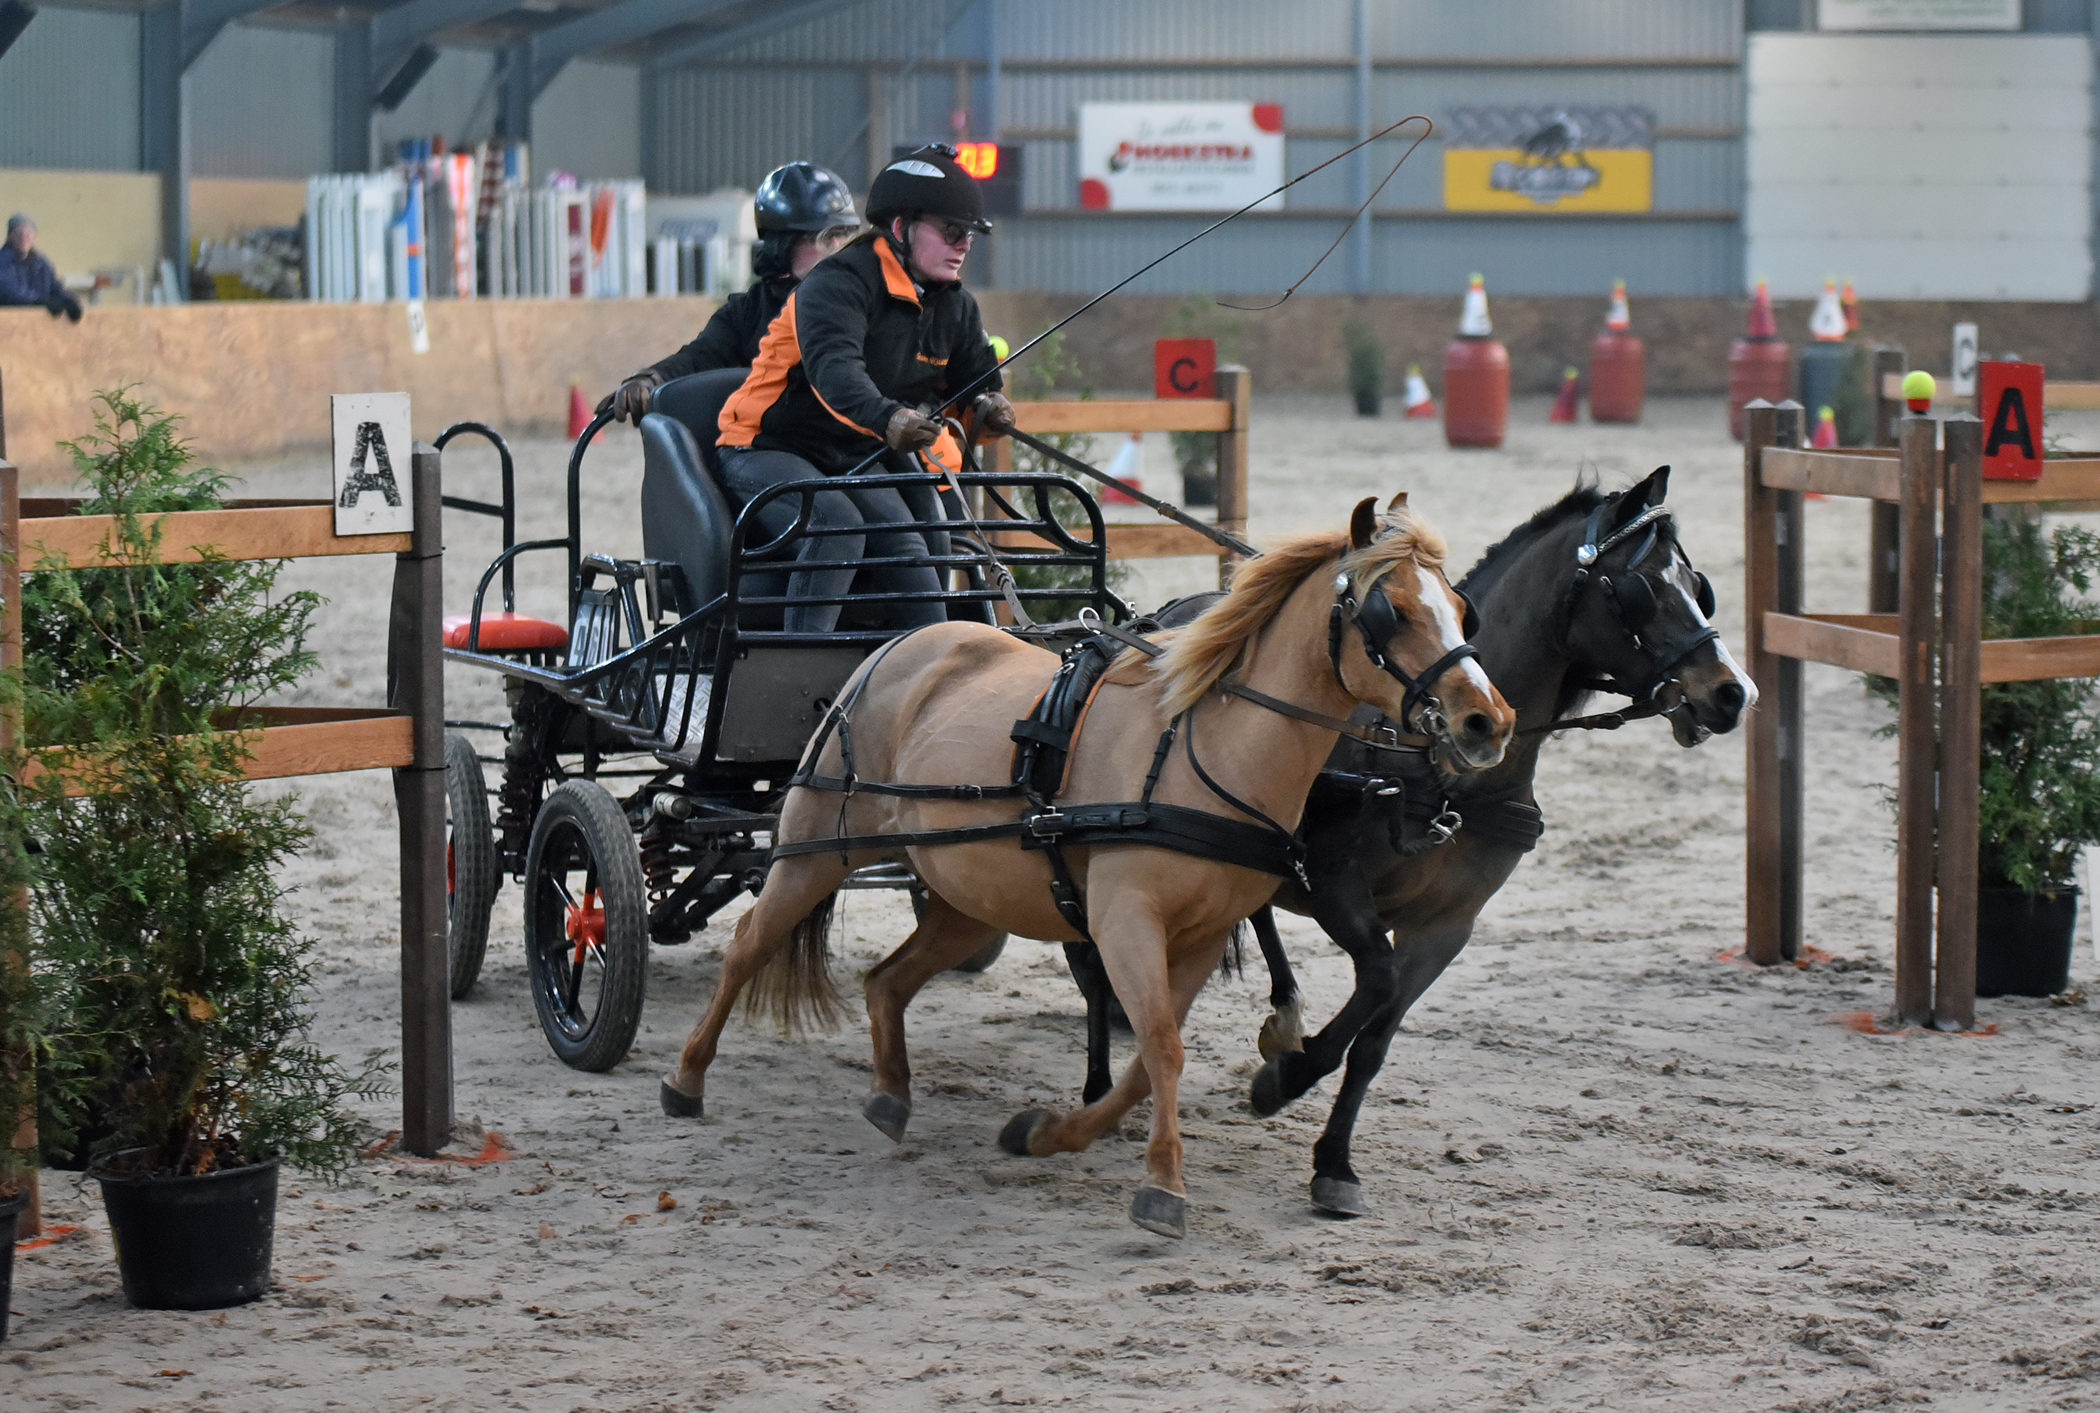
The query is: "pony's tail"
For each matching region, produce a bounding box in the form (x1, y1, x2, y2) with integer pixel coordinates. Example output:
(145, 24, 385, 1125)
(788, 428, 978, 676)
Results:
(742, 892, 845, 1033)
(1219, 917, 1248, 979)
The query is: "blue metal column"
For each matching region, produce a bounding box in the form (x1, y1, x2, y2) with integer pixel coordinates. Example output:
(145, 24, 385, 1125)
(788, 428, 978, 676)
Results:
(141, 2, 188, 283)
(984, 0, 1000, 141)
(333, 20, 374, 174)
(1351, 0, 1371, 293)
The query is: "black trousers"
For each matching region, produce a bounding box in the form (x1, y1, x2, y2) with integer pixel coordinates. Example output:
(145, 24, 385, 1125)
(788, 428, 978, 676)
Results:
(715, 446, 950, 634)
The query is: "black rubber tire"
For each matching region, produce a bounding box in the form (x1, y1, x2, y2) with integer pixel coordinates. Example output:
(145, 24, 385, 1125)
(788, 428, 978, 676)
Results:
(445, 733, 500, 1000)
(523, 780, 649, 1072)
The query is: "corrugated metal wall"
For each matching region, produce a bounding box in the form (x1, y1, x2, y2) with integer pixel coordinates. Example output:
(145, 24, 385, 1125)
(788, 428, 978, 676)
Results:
(375, 49, 500, 162)
(652, 0, 1752, 295)
(189, 22, 336, 179)
(535, 60, 644, 180)
(0, 6, 141, 172)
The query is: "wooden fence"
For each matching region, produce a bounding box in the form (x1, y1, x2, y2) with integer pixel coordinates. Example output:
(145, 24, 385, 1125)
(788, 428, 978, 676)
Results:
(1, 444, 450, 1234)
(1743, 399, 2100, 1028)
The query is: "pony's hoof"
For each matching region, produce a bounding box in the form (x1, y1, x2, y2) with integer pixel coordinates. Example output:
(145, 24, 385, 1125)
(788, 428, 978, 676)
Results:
(1310, 1176, 1370, 1217)
(998, 1108, 1052, 1157)
(862, 1091, 912, 1143)
(1249, 1057, 1290, 1118)
(659, 1079, 705, 1119)
(1256, 1006, 1305, 1062)
(1130, 1184, 1187, 1239)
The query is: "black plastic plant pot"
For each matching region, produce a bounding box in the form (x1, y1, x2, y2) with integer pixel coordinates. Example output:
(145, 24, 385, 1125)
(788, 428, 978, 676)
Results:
(0, 1187, 26, 1343)
(1353, 388, 1381, 418)
(94, 1158, 279, 1310)
(1976, 884, 2079, 999)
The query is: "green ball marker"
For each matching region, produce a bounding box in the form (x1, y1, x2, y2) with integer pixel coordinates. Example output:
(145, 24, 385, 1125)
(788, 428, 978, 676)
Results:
(1902, 369, 1936, 412)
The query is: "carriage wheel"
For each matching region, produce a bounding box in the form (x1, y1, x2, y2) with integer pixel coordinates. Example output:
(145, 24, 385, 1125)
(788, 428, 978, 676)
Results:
(445, 733, 500, 999)
(523, 780, 649, 1071)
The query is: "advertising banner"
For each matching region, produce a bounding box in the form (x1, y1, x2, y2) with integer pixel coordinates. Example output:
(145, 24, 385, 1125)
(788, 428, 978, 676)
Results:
(1442, 107, 1653, 213)
(1078, 102, 1284, 212)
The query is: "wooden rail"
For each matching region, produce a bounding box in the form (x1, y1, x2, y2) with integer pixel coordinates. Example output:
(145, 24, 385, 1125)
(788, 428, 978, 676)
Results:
(1001, 366, 1252, 586)
(1742, 400, 2097, 1030)
(1878, 371, 2100, 410)
(0, 440, 453, 1242)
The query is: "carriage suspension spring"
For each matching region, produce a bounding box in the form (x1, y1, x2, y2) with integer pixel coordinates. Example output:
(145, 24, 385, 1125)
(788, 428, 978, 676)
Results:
(496, 686, 558, 876)
(639, 831, 677, 906)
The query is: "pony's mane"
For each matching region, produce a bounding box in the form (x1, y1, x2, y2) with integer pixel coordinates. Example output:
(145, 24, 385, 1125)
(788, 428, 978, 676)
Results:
(1151, 513, 1448, 719)
(1457, 475, 1610, 597)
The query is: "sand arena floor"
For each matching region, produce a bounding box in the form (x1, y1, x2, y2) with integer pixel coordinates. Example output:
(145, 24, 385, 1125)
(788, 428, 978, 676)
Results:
(7, 395, 2099, 1412)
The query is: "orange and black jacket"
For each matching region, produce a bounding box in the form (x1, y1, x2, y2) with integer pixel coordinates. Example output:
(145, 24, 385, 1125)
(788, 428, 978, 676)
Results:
(717, 232, 1001, 474)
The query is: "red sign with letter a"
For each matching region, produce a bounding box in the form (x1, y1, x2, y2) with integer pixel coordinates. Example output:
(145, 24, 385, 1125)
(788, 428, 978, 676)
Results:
(1980, 360, 2044, 481)
(1154, 339, 1216, 399)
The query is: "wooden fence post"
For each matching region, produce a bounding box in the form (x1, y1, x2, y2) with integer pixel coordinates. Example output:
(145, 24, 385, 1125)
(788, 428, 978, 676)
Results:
(390, 444, 450, 1155)
(1934, 415, 1983, 1031)
(1742, 400, 1788, 965)
(0, 455, 38, 1238)
(1894, 413, 1940, 1026)
(1213, 365, 1250, 586)
(1868, 346, 1905, 615)
(1772, 401, 1806, 962)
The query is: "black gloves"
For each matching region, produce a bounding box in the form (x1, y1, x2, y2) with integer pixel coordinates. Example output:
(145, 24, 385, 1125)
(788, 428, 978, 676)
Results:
(45, 289, 82, 323)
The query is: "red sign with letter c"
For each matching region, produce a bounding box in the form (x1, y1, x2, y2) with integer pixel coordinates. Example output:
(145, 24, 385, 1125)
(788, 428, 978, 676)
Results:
(1154, 338, 1216, 399)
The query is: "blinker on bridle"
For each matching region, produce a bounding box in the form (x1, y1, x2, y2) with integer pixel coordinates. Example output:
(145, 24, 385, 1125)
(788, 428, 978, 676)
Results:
(1568, 499, 1719, 693)
(1328, 572, 1481, 740)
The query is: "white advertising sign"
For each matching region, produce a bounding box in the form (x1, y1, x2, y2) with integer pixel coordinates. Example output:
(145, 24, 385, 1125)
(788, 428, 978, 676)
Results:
(1819, 0, 2017, 30)
(1078, 102, 1284, 212)
(332, 392, 414, 536)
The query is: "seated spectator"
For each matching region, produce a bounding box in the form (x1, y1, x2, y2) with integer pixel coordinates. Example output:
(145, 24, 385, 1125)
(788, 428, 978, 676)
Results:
(0, 215, 82, 321)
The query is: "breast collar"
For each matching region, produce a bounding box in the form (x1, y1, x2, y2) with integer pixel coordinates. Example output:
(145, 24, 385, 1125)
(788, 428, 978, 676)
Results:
(1561, 501, 1720, 699)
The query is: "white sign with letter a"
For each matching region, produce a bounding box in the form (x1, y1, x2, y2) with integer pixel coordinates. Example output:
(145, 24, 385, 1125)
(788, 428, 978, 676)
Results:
(332, 392, 414, 536)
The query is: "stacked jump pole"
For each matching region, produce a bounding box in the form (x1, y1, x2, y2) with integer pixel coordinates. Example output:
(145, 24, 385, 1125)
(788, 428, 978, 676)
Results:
(1742, 398, 2100, 1028)
(0, 440, 451, 1231)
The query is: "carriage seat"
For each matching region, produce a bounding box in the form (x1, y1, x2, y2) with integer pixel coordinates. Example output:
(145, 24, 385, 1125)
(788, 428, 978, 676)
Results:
(639, 369, 750, 608)
(443, 611, 569, 652)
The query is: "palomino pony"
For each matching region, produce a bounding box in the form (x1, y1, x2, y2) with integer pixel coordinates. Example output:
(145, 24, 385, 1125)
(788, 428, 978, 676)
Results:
(660, 499, 1514, 1238)
(1116, 467, 1752, 1216)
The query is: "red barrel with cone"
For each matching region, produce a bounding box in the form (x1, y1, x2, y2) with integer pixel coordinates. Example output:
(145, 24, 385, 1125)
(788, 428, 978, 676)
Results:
(1443, 273, 1508, 448)
(1727, 280, 1790, 441)
(1588, 279, 1645, 424)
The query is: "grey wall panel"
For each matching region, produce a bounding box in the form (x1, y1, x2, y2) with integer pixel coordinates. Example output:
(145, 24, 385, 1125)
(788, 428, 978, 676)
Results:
(1005, 69, 1353, 130)
(1375, 0, 1742, 59)
(534, 60, 642, 180)
(1651, 138, 1740, 210)
(1377, 218, 1741, 295)
(721, 0, 988, 64)
(651, 67, 866, 193)
(189, 22, 334, 179)
(0, 5, 141, 171)
(995, 213, 1737, 297)
(1377, 68, 1743, 130)
(996, 0, 1354, 61)
(374, 48, 500, 161)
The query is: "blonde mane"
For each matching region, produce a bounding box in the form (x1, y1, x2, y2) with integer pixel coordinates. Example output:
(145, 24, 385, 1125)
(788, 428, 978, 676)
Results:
(1149, 512, 1449, 719)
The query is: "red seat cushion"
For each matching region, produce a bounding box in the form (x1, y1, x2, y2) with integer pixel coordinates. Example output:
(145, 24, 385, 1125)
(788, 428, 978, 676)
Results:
(443, 612, 570, 651)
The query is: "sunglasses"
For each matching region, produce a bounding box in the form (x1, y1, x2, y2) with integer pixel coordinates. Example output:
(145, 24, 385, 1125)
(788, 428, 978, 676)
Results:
(922, 218, 978, 250)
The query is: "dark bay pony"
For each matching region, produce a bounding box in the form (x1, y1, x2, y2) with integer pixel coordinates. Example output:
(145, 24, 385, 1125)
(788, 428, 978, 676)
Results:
(661, 499, 1515, 1238)
(1067, 467, 1755, 1216)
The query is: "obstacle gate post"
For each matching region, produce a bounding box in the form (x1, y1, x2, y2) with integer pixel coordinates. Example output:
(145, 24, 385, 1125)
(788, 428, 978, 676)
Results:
(1893, 413, 1941, 1025)
(389, 444, 451, 1155)
(0, 454, 38, 1239)
(1934, 416, 1984, 1031)
(1213, 365, 1251, 583)
(1868, 346, 1906, 614)
(1743, 401, 1806, 965)
(1772, 403, 1806, 963)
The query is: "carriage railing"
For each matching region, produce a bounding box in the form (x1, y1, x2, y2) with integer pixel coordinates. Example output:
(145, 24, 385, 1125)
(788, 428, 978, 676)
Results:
(448, 467, 1127, 767)
(433, 421, 520, 616)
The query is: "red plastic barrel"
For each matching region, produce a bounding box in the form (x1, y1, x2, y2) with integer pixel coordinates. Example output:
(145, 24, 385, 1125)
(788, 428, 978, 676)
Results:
(1443, 337, 1509, 448)
(1588, 332, 1645, 424)
(1727, 338, 1790, 441)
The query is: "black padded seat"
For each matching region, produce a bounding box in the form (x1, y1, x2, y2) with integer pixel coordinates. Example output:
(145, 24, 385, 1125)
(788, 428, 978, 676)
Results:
(638, 413, 737, 607)
(651, 368, 748, 460)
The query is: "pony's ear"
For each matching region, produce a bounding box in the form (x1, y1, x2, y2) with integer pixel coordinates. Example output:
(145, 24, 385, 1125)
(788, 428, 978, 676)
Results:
(1350, 497, 1379, 549)
(1385, 491, 1409, 514)
(1610, 465, 1671, 525)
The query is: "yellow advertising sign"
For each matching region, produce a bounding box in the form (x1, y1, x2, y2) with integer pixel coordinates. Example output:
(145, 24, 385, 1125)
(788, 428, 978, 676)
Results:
(1441, 107, 1654, 214)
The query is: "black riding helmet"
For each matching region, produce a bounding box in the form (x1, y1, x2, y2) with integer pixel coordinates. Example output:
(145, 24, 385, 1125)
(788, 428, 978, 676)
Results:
(754, 162, 858, 234)
(866, 144, 992, 235)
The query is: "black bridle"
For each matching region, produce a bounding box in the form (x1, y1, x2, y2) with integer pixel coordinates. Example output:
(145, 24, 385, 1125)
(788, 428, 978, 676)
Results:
(1328, 572, 1482, 741)
(1560, 500, 1719, 704)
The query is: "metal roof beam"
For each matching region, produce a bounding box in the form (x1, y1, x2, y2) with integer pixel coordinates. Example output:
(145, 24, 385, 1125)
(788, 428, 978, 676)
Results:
(181, 0, 280, 69)
(370, 0, 522, 85)
(531, 0, 748, 95)
(645, 0, 871, 73)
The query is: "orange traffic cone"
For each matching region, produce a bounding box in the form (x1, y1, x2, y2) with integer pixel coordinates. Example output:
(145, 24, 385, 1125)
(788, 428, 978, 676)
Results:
(1840, 279, 1858, 335)
(1811, 404, 1838, 448)
(1548, 366, 1580, 423)
(568, 383, 596, 441)
(1102, 431, 1144, 505)
(1745, 279, 1778, 339)
(1402, 363, 1437, 418)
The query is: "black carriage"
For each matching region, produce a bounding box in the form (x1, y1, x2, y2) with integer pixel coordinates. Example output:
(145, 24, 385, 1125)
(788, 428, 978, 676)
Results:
(438, 373, 1128, 1070)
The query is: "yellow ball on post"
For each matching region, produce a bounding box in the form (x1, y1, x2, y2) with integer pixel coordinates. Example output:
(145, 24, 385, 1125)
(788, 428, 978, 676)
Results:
(1902, 369, 1936, 414)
